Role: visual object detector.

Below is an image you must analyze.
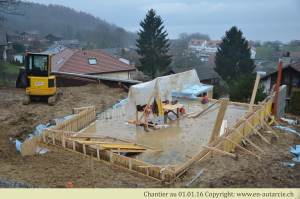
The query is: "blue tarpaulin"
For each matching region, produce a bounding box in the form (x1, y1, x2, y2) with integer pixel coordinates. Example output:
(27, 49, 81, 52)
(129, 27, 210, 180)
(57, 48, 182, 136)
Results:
(283, 162, 295, 167)
(171, 84, 213, 99)
(275, 126, 300, 137)
(10, 114, 77, 156)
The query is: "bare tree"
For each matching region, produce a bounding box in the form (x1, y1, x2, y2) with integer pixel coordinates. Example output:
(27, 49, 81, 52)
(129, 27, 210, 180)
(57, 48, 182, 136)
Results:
(254, 40, 261, 47)
(290, 39, 296, 50)
(248, 40, 255, 46)
(0, 0, 30, 25)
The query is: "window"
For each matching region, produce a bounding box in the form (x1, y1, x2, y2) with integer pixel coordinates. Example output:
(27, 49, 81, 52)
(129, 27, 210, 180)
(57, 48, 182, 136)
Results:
(28, 55, 48, 72)
(57, 58, 65, 64)
(292, 77, 299, 86)
(88, 58, 97, 65)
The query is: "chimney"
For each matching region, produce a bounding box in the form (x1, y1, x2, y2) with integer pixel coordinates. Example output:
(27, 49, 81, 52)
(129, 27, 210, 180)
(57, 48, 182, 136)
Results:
(282, 51, 291, 66)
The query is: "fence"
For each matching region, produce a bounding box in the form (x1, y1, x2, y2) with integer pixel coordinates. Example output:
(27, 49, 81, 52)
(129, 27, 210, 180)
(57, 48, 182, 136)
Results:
(97, 103, 125, 120)
(0, 71, 19, 83)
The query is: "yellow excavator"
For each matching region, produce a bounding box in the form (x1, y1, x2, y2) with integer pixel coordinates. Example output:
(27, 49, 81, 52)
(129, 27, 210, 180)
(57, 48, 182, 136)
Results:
(23, 52, 59, 106)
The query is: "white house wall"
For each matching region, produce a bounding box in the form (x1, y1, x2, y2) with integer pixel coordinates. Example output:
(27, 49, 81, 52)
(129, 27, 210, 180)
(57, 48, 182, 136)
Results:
(95, 71, 130, 79)
(260, 76, 271, 92)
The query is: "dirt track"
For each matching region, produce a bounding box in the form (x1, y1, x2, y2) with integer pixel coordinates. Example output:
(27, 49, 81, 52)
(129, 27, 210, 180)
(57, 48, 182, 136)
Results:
(0, 83, 299, 188)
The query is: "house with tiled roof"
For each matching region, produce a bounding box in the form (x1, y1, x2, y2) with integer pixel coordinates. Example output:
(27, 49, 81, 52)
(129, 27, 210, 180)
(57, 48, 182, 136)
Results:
(57, 49, 136, 79)
(20, 31, 40, 41)
(50, 48, 75, 71)
(260, 55, 300, 97)
(0, 30, 8, 61)
(44, 33, 63, 42)
(249, 46, 256, 59)
(43, 43, 70, 55)
(204, 40, 222, 52)
(198, 51, 216, 61)
(188, 39, 207, 53)
(7, 32, 20, 41)
(164, 65, 221, 86)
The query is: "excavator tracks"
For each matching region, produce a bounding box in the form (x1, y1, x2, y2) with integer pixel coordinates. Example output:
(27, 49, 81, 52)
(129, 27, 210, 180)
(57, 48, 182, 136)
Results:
(48, 93, 60, 106)
(22, 95, 31, 105)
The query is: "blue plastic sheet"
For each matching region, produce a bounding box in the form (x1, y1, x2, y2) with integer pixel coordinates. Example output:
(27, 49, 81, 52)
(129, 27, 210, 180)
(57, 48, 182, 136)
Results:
(171, 85, 213, 99)
(274, 126, 300, 137)
(10, 114, 77, 156)
(283, 162, 295, 167)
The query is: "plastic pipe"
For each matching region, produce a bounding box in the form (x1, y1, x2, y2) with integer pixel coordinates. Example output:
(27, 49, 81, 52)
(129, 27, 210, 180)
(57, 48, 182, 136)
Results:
(273, 61, 283, 114)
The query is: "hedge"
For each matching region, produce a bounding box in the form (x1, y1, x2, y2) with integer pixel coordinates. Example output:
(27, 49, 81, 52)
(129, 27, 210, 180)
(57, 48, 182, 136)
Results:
(290, 88, 300, 116)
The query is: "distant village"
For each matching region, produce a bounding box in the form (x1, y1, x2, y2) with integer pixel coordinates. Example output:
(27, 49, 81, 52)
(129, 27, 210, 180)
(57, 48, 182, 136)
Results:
(1, 29, 300, 100)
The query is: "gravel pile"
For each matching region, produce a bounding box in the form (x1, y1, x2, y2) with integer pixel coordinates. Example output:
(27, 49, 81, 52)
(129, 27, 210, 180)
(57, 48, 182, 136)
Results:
(0, 176, 41, 188)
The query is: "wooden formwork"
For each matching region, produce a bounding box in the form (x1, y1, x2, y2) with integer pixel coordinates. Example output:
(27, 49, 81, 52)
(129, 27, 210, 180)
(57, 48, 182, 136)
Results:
(21, 106, 96, 156)
(174, 96, 273, 176)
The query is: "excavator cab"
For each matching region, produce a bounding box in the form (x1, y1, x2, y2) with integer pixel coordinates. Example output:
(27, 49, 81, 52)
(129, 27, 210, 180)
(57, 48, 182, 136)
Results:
(23, 53, 58, 105)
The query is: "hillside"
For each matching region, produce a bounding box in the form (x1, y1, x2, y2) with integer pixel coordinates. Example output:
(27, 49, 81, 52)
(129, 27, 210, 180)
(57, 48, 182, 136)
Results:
(2, 3, 138, 48)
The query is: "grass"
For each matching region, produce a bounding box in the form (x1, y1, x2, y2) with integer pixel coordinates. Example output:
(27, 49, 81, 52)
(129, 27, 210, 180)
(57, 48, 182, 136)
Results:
(282, 46, 300, 52)
(0, 60, 21, 73)
(255, 46, 277, 61)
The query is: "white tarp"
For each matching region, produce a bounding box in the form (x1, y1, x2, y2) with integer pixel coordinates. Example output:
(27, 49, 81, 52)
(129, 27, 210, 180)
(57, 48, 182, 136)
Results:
(126, 70, 201, 116)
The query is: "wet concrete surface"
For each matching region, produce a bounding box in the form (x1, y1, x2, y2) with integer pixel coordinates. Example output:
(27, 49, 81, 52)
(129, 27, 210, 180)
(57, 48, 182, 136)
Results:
(82, 98, 248, 166)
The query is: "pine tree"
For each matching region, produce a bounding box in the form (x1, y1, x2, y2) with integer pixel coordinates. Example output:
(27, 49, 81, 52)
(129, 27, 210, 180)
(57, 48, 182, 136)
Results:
(136, 9, 172, 79)
(121, 48, 126, 57)
(215, 26, 255, 84)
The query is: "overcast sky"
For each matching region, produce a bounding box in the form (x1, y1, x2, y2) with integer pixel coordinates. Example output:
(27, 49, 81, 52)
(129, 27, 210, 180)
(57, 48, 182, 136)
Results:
(29, 0, 300, 43)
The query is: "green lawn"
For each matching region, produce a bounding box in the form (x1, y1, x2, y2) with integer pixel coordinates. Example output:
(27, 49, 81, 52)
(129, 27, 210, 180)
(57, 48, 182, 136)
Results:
(255, 46, 277, 61)
(282, 45, 300, 52)
(0, 60, 21, 73)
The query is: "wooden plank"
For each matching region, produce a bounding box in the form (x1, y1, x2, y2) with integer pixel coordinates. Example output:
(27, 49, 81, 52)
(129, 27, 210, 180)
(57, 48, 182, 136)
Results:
(163, 103, 184, 111)
(202, 145, 237, 158)
(217, 136, 261, 161)
(160, 165, 171, 173)
(209, 99, 250, 107)
(249, 74, 260, 112)
(192, 98, 222, 118)
(137, 96, 153, 125)
(174, 86, 183, 101)
(209, 98, 229, 143)
(111, 150, 156, 153)
(138, 165, 181, 168)
(65, 136, 116, 139)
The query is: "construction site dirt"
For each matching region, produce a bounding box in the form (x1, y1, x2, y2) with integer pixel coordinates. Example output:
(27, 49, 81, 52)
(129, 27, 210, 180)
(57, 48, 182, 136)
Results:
(0, 84, 299, 188)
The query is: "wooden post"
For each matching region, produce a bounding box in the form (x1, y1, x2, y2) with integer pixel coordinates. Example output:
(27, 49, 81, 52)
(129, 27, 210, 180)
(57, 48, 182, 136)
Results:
(82, 143, 87, 154)
(73, 140, 75, 151)
(153, 114, 156, 129)
(97, 148, 100, 160)
(129, 159, 132, 170)
(90, 152, 94, 188)
(137, 97, 152, 125)
(147, 167, 149, 176)
(222, 140, 226, 156)
(249, 74, 260, 112)
(209, 98, 229, 143)
(62, 136, 66, 148)
(118, 147, 120, 155)
(52, 133, 55, 145)
(110, 150, 113, 165)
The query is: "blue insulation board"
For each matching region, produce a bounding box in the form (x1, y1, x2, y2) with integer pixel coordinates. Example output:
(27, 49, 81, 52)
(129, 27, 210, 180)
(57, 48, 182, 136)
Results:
(171, 85, 213, 99)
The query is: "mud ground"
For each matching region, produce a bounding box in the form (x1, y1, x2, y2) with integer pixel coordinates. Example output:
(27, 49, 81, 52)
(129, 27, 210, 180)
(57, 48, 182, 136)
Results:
(0, 83, 299, 188)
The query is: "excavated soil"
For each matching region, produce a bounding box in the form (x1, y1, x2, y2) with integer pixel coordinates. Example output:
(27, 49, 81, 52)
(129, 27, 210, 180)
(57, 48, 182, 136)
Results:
(0, 83, 299, 188)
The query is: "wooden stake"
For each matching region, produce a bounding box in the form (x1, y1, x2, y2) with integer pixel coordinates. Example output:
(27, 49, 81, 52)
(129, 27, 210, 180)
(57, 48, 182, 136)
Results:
(244, 119, 270, 144)
(129, 159, 132, 170)
(230, 128, 265, 155)
(249, 74, 261, 112)
(97, 148, 100, 159)
(73, 140, 75, 151)
(250, 112, 279, 138)
(202, 145, 237, 158)
(209, 98, 229, 143)
(90, 152, 94, 188)
(217, 136, 261, 161)
(37, 130, 64, 155)
(83, 144, 86, 155)
(259, 104, 282, 130)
